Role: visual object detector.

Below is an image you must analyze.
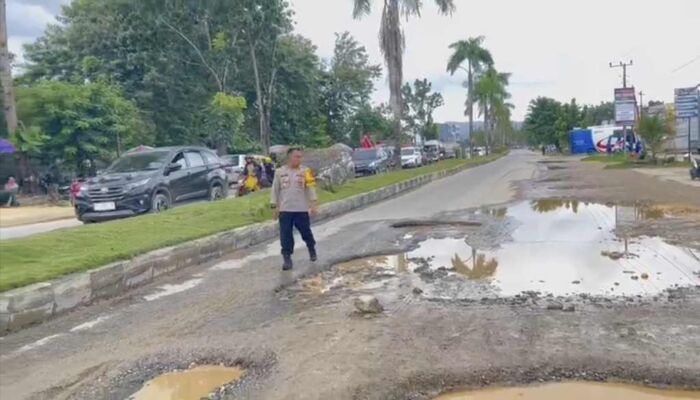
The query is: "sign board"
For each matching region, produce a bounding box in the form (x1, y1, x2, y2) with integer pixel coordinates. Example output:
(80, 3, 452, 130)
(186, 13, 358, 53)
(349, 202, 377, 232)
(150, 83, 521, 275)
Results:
(675, 87, 699, 118)
(614, 87, 637, 124)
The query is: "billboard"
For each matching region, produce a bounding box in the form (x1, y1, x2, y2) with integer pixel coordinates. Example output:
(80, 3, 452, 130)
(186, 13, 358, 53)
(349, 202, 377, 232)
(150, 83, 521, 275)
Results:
(675, 87, 699, 119)
(614, 88, 637, 124)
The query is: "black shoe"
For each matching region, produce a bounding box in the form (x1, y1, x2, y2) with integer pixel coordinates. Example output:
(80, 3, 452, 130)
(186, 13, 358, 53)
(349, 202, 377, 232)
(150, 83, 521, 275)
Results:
(282, 255, 293, 271)
(309, 247, 317, 262)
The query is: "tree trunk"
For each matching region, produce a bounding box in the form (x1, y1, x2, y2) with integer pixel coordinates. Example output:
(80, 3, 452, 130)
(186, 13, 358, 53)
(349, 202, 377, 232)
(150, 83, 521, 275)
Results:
(467, 63, 473, 158)
(384, 0, 403, 168)
(0, 0, 18, 135)
(249, 42, 270, 154)
(484, 104, 489, 155)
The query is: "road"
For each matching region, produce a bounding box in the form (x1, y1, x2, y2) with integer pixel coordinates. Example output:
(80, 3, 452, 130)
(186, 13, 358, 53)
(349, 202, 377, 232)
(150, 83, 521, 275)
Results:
(0, 218, 82, 240)
(0, 190, 243, 241)
(1, 151, 698, 400)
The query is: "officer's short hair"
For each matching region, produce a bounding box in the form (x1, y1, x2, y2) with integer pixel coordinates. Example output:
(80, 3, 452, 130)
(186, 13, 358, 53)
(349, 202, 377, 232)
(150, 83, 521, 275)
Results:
(287, 147, 303, 155)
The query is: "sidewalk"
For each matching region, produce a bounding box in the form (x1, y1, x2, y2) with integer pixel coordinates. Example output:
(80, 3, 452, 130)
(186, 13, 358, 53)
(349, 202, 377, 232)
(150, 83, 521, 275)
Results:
(0, 206, 75, 228)
(633, 167, 700, 188)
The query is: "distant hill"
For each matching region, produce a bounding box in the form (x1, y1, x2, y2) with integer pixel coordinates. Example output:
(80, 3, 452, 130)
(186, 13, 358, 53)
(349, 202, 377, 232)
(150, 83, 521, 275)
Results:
(438, 121, 523, 143)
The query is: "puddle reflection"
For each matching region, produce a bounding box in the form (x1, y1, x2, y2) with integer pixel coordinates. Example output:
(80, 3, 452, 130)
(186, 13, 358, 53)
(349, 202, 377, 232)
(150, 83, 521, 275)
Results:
(316, 201, 699, 298)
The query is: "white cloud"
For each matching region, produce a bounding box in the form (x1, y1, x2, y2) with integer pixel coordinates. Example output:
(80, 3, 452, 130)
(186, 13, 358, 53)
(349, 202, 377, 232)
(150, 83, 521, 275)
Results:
(7, 1, 58, 37)
(9, 0, 700, 122)
(291, 0, 700, 121)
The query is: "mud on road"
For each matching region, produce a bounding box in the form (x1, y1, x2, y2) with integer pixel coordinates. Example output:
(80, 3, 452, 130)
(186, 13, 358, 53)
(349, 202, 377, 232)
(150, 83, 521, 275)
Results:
(2, 153, 700, 400)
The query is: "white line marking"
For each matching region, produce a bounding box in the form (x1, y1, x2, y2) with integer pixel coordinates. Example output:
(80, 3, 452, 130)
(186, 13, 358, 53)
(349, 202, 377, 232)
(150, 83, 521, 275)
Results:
(143, 278, 203, 301)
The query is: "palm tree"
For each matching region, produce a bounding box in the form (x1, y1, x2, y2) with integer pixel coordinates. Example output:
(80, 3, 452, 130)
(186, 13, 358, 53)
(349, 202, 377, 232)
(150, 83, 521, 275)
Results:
(352, 0, 455, 164)
(473, 66, 510, 153)
(446, 36, 492, 154)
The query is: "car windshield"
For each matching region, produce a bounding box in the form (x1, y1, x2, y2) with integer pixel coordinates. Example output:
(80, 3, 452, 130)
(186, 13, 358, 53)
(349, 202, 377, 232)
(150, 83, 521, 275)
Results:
(106, 151, 170, 173)
(401, 148, 415, 156)
(353, 150, 377, 161)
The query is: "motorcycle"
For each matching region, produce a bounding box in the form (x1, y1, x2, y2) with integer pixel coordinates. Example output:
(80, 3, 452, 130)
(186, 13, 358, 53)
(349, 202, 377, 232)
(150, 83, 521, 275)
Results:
(691, 157, 700, 180)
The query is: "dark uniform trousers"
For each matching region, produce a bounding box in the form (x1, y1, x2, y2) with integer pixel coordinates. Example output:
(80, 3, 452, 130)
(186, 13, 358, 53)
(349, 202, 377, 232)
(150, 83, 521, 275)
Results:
(279, 212, 316, 256)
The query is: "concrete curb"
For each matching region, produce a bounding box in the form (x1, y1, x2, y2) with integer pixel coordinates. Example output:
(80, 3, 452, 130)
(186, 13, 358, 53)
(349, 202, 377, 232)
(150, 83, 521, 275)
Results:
(0, 160, 488, 332)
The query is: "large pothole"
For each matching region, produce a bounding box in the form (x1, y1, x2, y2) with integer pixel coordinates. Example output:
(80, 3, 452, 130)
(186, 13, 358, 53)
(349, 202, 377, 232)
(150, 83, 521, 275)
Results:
(287, 200, 699, 302)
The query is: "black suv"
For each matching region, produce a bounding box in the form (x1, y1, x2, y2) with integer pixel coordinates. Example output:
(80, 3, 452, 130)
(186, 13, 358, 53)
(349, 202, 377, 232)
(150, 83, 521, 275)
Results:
(75, 146, 228, 223)
(352, 148, 390, 176)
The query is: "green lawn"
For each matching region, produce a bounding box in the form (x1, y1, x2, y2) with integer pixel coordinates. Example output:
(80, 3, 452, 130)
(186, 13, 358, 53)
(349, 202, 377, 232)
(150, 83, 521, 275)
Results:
(582, 153, 687, 169)
(0, 155, 501, 292)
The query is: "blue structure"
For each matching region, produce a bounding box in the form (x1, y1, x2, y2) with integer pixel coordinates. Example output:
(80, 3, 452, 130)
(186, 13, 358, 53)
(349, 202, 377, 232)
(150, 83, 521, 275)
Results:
(570, 129, 596, 154)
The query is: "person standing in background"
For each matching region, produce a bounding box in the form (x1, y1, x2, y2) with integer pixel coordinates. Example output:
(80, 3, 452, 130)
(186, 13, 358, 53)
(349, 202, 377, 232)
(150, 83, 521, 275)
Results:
(271, 147, 318, 271)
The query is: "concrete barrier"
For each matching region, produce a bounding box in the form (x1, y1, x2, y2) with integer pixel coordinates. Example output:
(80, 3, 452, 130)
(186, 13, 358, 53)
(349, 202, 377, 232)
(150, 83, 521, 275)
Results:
(0, 161, 486, 332)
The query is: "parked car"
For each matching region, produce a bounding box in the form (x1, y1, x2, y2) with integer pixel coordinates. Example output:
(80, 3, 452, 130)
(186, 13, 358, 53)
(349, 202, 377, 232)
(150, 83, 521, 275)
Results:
(352, 148, 390, 176)
(220, 154, 246, 185)
(74, 146, 228, 223)
(691, 157, 700, 180)
(423, 147, 440, 164)
(401, 147, 423, 168)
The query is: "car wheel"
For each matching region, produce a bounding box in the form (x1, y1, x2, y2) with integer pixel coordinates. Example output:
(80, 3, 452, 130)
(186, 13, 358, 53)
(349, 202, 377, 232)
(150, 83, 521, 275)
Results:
(209, 183, 225, 201)
(151, 191, 171, 213)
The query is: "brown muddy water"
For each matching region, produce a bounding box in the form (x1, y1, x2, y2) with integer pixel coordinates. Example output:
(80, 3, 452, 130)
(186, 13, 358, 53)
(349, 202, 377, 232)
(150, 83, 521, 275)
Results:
(130, 365, 244, 400)
(434, 382, 700, 399)
(301, 201, 699, 298)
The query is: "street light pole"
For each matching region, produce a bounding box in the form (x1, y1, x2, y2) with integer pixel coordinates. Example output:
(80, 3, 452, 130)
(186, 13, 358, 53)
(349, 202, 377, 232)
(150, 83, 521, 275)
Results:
(609, 60, 633, 88)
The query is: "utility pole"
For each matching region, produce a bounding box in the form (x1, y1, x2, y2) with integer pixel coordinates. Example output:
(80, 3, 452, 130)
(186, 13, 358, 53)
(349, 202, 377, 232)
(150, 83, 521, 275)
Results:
(0, 0, 18, 134)
(638, 91, 644, 117)
(609, 60, 633, 88)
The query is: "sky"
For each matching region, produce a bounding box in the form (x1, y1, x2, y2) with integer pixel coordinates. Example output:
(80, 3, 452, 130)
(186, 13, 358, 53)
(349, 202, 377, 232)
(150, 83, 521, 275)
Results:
(7, 0, 700, 122)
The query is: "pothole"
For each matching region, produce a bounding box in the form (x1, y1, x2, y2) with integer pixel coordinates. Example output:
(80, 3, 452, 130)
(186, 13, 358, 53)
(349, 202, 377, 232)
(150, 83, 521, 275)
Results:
(129, 365, 245, 400)
(291, 200, 699, 300)
(434, 382, 700, 399)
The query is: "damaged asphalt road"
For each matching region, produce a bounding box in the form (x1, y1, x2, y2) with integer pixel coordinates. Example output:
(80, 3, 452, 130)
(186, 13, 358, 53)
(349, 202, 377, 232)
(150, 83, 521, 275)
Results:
(1, 151, 699, 400)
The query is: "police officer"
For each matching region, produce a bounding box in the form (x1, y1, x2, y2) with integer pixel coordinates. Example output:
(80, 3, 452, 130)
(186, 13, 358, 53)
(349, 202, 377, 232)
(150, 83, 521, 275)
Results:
(271, 147, 318, 270)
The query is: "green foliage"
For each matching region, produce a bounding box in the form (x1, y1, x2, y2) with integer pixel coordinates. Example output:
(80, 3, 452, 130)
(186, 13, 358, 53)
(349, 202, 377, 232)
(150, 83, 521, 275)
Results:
(204, 92, 247, 154)
(523, 97, 564, 148)
(322, 32, 381, 143)
(9, 125, 47, 156)
(348, 104, 392, 146)
(402, 78, 444, 140)
(16, 81, 149, 172)
(581, 102, 614, 126)
(637, 113, 675, 160)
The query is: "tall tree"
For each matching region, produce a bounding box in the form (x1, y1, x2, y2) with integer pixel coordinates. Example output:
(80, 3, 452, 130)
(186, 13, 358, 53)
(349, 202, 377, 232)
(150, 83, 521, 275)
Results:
(473, 66, 510, 153)
(446, 36, 492, 154)
(554, 98, 584, 149)
(235, 0, 294, 153)
(352, 0, 455, 164)
(402, 78, 444, 141)
(0, 0, 17, 135)
(16, 81, 149, 173)
(322, 32, 381, 143)
(523, 97, 562, 148)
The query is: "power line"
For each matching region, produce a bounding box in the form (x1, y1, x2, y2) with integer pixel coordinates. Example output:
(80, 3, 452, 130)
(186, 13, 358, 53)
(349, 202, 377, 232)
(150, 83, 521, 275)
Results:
(672, 54, 700, 73)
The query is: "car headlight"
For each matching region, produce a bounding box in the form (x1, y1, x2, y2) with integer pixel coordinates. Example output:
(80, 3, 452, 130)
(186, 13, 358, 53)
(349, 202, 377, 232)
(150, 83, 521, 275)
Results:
(77, 185, 89, 197)
(125, 178, 150, 192)
(369, 161, 377, 168)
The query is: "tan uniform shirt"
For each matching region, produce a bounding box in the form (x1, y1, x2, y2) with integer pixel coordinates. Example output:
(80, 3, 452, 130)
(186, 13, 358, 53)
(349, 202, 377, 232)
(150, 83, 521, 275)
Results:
(271, 165, 318, 212)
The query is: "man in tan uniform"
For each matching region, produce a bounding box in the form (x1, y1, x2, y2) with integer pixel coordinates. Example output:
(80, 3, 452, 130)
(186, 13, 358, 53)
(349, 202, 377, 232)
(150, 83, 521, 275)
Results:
(271, 147, 318, 270)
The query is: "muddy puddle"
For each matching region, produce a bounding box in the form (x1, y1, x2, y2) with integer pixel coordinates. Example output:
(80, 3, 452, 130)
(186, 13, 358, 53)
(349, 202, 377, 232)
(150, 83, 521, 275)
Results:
(295, 201, 699, 300)
(434, 382, 700, 399)
(130, 365, 244, 400)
